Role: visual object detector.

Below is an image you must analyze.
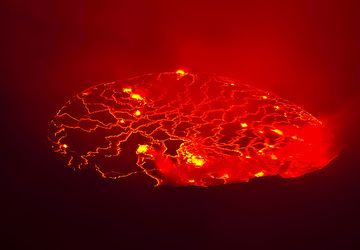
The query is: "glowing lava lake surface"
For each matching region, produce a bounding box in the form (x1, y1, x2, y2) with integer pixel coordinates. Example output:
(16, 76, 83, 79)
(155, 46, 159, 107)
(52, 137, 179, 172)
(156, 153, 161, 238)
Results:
(49, 71, 337, 187)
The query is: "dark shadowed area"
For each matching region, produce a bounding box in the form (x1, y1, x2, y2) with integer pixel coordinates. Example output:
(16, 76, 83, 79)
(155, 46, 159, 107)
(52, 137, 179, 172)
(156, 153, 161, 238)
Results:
(2, 0, 360, 249)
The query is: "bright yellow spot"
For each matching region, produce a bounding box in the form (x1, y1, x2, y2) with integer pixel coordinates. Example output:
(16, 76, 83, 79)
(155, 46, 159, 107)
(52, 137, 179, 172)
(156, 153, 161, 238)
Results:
(136, 144, 149, 154)
(120, 119, 125, 124)
(176, 69, 186, 76)
(134, 110, 141, 116)
(258, 130, 264, 134)
(255, 171, 265, 177)
(189, 157, 205, 167)
(274, 105, 280, 110)
(270, 154, 278, 160)
(62, 144, 68, 149)
(188, 179, 195, 183)
(272, 128, 284, 136)
(261, 95, 268, 99)
(230, 83, 235, 86)
(131, 93, 143, 101)
(123, 88, 132, 94)
(184, 151, 205, 167)
(241, 123, 248, 128)
(245, 155, 251, 159)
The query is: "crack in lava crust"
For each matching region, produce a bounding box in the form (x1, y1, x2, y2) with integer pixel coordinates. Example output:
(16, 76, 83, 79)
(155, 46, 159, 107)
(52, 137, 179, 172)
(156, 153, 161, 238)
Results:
(48, 71, 336, 187)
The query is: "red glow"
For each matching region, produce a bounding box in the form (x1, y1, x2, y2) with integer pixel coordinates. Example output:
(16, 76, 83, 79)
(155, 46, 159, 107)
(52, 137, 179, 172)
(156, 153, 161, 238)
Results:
(49, 71, 337, 187)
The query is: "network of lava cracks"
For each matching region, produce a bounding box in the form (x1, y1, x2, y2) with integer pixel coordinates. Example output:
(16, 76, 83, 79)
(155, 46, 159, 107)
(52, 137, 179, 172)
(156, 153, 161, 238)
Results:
(49, 70, 336, 187)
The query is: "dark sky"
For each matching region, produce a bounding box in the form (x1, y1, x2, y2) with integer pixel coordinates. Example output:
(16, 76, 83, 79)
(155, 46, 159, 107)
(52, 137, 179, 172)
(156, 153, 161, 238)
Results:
(2, 0, 360, 249)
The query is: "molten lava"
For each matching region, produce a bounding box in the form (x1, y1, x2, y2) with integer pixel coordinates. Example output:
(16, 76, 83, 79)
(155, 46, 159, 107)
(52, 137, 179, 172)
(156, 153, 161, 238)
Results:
(48, 71, 336, 186)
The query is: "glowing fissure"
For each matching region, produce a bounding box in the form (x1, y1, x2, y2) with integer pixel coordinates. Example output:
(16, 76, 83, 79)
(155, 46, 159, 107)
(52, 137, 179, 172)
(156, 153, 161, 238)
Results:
(49, 71, 335, 186)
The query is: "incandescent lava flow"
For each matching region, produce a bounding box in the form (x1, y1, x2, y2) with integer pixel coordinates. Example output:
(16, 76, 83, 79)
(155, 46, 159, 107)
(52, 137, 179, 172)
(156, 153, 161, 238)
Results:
(48, 70, 337, 187)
